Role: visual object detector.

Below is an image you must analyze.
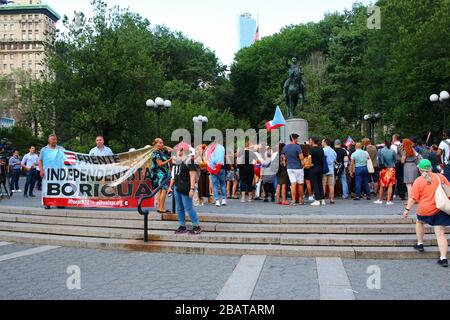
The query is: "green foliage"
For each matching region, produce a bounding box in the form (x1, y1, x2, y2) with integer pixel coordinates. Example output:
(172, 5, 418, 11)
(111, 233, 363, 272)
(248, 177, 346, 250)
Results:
(0, 126, 44, 155)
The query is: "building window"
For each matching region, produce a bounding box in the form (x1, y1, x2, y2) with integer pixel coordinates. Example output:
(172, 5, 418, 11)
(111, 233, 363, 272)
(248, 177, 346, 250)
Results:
(10, 24, 14, 31)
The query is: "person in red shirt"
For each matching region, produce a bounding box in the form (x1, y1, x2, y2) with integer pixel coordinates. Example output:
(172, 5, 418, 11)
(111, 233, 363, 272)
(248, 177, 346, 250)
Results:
(403, 159, 450, 268)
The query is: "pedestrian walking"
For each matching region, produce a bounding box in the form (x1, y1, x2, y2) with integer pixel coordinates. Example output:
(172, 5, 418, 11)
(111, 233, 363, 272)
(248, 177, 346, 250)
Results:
(403, 159, 450, 268)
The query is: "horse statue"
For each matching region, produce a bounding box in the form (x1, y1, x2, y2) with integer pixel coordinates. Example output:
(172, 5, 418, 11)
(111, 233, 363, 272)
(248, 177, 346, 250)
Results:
(283, 57, 307, 119)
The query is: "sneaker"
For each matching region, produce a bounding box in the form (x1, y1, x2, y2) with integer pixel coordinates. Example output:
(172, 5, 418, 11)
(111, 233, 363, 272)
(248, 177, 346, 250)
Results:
(17, 189, 23, 193)
(24, 194, 28, 198)
(414, 244, 425, 253)
(374, 200, 383, 205)
(175, 226, 188, 234)
(44, 206, 51, 210)
(308, 196, 315, 202)
(438, 259, 448, 268)
(29, 194, 36, 198)
(11, 190, 16, 193)
(189, 226, 202, 235)
(221, 199, 227, 206)
(215, 201, 221, 207)
(311, 201, 321, 206)
(386, 201, 394, 206)
(321, 200, 326, 206)
(263, 198, 269, 203)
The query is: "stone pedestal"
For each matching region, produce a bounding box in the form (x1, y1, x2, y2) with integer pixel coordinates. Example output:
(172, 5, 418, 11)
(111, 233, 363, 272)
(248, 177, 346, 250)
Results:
(281, 118, 309, 144)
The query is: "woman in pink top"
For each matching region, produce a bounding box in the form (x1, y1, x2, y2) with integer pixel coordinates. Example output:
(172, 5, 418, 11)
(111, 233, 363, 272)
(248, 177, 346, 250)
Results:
(403, 159, 450, 268)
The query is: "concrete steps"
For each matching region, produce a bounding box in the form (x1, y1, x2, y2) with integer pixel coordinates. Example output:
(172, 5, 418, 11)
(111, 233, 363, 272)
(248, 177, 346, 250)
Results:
(0, 206, 446, 259)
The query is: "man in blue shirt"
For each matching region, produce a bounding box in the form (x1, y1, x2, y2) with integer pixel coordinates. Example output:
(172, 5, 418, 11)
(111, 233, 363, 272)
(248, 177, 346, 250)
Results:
(89, 136, 114, 157)
(8, 149, 22, 193)
(283, 134, 304, 205)
(322, 139, 337, 204)
(21, 146, 39, 197)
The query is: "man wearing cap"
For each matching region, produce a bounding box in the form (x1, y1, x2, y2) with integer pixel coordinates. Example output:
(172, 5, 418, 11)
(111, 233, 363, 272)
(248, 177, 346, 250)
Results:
(335, 140, 350, 199)
(283, 134, 304, 205)
(403, 159, 450, 268)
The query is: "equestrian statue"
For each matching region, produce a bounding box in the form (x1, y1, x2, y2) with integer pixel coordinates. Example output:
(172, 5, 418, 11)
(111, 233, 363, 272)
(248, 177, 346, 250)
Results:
(283, 56, 307, 119)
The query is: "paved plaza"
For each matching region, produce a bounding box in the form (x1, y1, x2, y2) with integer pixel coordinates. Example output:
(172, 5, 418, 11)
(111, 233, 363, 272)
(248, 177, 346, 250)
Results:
(1, 177, 449, 301)
(0, 243, 448, 300)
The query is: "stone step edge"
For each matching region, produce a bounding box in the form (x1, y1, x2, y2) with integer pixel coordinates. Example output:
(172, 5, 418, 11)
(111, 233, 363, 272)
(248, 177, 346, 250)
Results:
(0, 221, 443, 246)
(0, 214, 435, 235)
(0, 206, 416, 224)
(0, 231, 442, 259)
(0, 214, 436, 235)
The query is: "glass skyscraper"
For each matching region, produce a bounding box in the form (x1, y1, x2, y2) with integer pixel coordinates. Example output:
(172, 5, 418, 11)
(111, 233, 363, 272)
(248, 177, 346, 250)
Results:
(238, 13, 257, 50)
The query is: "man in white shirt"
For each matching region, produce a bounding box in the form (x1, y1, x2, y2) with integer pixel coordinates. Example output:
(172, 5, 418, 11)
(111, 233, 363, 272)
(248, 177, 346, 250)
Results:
(438, 129, 450, 181)
(89, 136, 113, 157)
(21, 146, 39, 198)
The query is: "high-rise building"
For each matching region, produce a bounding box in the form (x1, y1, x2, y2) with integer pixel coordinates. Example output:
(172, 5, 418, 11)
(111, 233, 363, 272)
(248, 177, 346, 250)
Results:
(0, 0, 60, 124)
(0, 0, 60, 79)
(238, 12, 257, 50)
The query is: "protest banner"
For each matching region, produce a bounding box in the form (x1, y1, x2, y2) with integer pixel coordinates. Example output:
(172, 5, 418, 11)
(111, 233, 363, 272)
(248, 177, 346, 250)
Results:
(41, 147, 157, 209)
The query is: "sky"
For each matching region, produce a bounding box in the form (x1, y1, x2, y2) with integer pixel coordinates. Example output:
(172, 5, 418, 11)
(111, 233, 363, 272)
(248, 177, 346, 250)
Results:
(44, 0, 372, 65)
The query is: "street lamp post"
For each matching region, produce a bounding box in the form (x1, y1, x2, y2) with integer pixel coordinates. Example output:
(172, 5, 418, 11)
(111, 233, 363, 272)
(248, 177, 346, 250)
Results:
(430, 91, 450, 130)
(193, 115, 209, 148)
(146, 97, 172, 137)
(364, 113, 382, 143)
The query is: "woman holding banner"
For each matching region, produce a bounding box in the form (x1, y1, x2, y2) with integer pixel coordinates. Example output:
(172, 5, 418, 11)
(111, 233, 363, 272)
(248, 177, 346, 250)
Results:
(151, 138, 173, 214)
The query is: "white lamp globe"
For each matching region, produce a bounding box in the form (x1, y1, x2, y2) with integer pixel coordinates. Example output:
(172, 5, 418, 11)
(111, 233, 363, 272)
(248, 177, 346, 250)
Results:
(364, 115, 370, 121)
(201, 116, 209, 123)
(155, 97, 164, 106)
(193, 116, 199, 123)
(164, 100, 172, 108)
(146, 99, 155, 108)
(440, 91, 450, 101)
(430, 94, 440, 103)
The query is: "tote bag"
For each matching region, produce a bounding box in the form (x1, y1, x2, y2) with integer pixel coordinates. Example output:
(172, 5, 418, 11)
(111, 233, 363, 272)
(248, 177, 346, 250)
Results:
(434, 174, 450, 215)
(365, 151, 375, 174)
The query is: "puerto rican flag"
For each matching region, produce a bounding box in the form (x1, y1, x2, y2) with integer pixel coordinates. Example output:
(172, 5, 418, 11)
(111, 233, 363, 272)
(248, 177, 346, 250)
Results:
(265, 106, 286, 132)
(345, 137, 355, 148)
(64, 151, 77, 166)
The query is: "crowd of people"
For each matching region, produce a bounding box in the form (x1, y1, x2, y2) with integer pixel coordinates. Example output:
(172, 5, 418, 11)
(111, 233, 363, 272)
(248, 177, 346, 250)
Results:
(1, 130, 449, 266)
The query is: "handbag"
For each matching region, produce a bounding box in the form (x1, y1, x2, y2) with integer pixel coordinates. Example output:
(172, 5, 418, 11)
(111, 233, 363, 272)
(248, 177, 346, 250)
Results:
(366, 151, 375, 174)
(434, 174, 450, 215)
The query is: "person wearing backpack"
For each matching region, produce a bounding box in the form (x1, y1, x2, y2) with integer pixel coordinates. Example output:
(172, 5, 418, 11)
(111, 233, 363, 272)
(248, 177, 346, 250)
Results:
(403, 159, 450, 268)
(437, 129, 450, 181)
(391, 134, 407, 201)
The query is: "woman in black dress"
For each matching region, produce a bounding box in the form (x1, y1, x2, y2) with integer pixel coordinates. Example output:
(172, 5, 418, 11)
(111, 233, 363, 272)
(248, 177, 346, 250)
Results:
(276, 143, 289, 205)
(309, 137, 325, 206)
(237, 142, 256, 203)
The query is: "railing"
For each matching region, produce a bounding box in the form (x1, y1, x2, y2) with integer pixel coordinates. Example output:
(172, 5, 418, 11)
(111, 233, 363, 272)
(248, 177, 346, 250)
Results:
(137, 175, 173, 243)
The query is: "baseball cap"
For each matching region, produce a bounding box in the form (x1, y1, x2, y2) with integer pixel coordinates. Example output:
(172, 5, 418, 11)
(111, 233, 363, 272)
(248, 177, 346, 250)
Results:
(335, 139, 342, 146)
(418, 159, 432, 171)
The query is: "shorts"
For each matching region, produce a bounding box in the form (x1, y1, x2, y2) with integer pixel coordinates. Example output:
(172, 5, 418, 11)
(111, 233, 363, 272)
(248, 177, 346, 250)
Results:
(226, 170, 237, 182)
(380, 168, 396, 188)
(417, 211, 450, 227)
(322, 174, 335, 187)
(370, 167, 380, 183)
(287, 169, 304, 184)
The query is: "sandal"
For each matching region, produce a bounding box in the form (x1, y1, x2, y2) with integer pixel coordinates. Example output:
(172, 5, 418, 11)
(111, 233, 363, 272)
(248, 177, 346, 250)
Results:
(282, 202, 290, 206)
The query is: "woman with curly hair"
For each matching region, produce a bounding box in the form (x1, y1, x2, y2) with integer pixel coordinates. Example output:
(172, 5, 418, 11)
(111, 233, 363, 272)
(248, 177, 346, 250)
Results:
(402, 138, 421, 200)
(151, 138, 173, 213)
